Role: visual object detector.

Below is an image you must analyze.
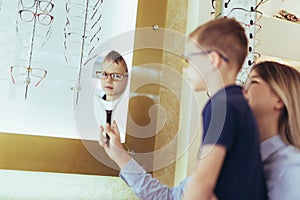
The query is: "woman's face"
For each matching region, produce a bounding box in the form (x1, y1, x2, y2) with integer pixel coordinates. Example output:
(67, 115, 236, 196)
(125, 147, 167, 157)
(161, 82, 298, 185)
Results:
(243, 70, 280, 118)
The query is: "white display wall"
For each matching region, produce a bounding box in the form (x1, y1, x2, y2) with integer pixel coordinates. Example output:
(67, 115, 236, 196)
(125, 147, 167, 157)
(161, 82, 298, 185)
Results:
(0, 0, 138, 139)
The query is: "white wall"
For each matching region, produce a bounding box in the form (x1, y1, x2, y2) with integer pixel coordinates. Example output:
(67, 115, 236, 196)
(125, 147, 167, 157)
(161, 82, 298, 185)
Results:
(0, 169, 137, 200)
(0, 0, 138, 140)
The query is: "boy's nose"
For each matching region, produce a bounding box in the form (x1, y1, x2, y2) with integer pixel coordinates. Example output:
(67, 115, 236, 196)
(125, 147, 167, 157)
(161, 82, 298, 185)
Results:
(106, 75, 113, 83)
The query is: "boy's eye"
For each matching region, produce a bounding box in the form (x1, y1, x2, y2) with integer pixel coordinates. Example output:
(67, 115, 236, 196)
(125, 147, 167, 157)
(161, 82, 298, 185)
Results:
(111, 73, 123, 80)
(102, 72, 108, 77)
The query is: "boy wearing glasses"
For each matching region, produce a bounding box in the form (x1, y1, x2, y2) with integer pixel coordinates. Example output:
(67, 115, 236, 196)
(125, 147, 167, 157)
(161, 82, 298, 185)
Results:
(95, 50, 128, 101)
(99, 18, 267, 200)
(94, 50, 128, 142)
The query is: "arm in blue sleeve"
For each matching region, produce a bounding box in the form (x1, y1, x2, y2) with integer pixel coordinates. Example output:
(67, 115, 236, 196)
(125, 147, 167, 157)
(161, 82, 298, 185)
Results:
(120, 158, 190, 200)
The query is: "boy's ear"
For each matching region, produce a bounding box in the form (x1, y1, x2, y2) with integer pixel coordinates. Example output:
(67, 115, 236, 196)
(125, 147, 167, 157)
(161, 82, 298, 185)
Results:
(209, 51, 221, 69)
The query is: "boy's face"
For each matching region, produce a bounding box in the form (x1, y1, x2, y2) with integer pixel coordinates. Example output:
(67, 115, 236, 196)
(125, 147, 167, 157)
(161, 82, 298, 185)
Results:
(100, 60, 128, 100)
(182, 39, 214, 91)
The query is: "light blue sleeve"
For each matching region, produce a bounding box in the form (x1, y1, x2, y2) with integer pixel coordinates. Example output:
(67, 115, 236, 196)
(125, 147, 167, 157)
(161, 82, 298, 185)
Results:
(268, 164, 300, 200)
(119, 158, 191, 200)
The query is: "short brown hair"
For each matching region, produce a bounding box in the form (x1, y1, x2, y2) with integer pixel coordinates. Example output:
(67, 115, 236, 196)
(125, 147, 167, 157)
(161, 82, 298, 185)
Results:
(103, 50, 128, 72)
(189, 17, 248, 72)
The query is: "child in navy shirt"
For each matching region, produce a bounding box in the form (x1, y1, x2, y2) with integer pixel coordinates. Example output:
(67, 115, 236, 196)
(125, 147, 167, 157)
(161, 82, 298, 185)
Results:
(99, 18, 267, 200)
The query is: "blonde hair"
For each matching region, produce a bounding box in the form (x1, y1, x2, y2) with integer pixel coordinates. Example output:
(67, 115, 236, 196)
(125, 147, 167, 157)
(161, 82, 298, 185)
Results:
(103, 50, 128, 72)
(252, 61, 300, 150)
(189, 17, 248, 73)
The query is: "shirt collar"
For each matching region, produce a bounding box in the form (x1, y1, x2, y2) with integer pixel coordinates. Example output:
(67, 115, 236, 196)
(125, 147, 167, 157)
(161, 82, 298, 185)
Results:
(260, 135, 286, 161)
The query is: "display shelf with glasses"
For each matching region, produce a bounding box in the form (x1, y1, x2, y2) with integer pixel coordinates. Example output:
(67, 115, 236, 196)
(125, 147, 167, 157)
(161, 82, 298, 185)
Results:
(218, 0, 300, 80)
(220, 0, 261, 83)
(254, 0, 300, 66)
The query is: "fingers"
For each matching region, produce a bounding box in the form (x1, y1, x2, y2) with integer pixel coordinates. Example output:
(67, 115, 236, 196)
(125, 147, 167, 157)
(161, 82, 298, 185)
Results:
(98, 132, 108, 148)
(105, 121, 120, 137)
(99, 124, 109, 147)
(100, 124, 104, 133)
(112, 120, 120, 136)
(99, 122, 121, 149)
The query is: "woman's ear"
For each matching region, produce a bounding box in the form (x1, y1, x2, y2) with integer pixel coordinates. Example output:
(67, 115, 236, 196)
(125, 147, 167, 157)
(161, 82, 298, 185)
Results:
(274, 97, 284, 110)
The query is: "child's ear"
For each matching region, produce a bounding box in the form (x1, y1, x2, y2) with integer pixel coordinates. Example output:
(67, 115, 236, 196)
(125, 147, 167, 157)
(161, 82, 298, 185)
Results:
(209, 51, 221, 68)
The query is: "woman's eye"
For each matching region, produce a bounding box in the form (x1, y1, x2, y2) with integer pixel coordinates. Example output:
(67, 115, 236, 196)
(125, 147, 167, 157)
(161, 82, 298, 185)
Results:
(250, 80, 259, 84)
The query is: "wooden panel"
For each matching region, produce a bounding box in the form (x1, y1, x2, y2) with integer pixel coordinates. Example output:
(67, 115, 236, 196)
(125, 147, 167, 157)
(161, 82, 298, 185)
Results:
(0, 133, 119, 176)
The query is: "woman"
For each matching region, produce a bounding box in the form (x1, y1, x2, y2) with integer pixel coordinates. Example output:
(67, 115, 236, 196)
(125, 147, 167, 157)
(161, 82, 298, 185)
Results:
(243, 61, 300, 200)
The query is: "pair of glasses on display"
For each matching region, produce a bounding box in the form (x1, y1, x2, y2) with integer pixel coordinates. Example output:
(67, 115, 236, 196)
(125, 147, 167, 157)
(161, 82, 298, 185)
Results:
(64, 1, 103, 62)
(18, 9, 53, 25)
(18, 0, 54, 25)
(65, 0, 103, 34)
(95, 71, 128, 81)
(241, 22, 262, 34)
(64, 13, 102, 38)
(64, 29, 100, 44)
(63, 28, 101, 61)
(226, 7, 263, 25)
(10, 66, 47, 87)
(223, 0, 268, 10)
(10, 66, 47, 99)
(65, 9, 102, 33)
(247, 51, 261, 66)
(19, 0, 54, 13)
(63, 25, 102, 62)
(16, 18, 53, 49)
(65, 0, 102, 20)
(248, 37, 260, 53)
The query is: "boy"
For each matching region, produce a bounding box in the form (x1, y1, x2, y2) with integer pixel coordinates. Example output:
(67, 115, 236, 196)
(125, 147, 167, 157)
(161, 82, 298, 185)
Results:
(94, 50, 128, 142)
(95, 50, 128, 101)
(99, 18, 267, 200)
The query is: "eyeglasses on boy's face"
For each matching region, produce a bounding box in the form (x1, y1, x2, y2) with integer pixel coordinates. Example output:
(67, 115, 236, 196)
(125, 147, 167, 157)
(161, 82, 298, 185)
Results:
(181, 50, 229, 68)
(95, 71, 128, 81)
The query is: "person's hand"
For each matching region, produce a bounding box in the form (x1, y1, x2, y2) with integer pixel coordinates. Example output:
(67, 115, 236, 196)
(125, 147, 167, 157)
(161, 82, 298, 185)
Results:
(98, 121, 131, 169)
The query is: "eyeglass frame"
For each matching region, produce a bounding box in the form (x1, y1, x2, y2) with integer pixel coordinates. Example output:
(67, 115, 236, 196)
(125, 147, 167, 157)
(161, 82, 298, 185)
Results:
(19, 0, 54, 13)
(181, 50, 229, 67)
(18, 9, 54, 25)
(65, 1, 102, 21)
(10, 66, 47, 87)
(246, 51, 261, 66)
(211, 0, 216, 9)
(95, 71, 128, 81)
(226, 7, 263, 24)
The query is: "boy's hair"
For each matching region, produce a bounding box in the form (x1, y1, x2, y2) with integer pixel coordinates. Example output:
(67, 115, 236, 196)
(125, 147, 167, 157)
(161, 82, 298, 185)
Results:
(252, 61, 300, 150)
(103, 50, 128, 72)
(189, 17, 248, 73)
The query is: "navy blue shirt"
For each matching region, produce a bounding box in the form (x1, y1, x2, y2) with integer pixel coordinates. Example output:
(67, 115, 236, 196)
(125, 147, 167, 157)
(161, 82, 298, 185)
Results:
(202, 85, 267, 200)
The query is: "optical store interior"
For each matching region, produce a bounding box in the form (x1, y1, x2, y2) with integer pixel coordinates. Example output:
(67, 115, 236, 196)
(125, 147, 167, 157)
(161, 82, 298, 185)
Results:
(0, 0, 299, 199)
